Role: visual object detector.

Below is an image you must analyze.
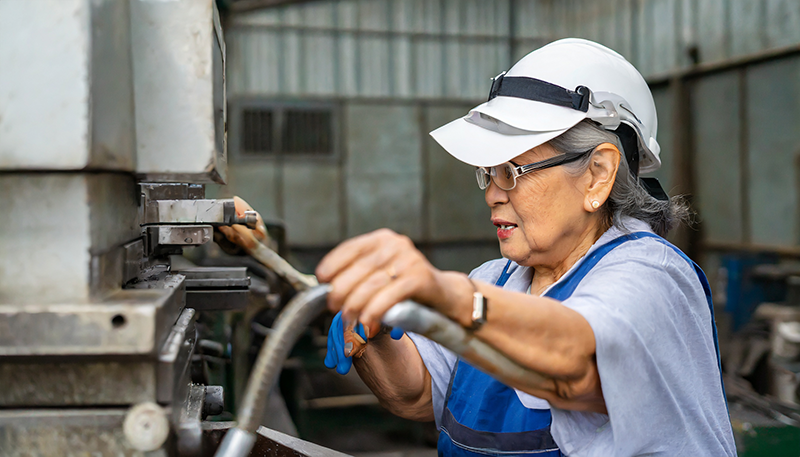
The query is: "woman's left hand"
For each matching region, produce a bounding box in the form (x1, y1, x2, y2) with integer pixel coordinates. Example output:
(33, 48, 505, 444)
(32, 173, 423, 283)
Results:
(316, 228, 470, 337)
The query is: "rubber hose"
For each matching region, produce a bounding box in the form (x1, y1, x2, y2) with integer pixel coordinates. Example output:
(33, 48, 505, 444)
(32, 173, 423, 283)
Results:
(214, 285, 331, 457)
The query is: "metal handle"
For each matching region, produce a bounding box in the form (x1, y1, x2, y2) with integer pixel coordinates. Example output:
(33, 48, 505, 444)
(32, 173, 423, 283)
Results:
(383, 301, 547, 391)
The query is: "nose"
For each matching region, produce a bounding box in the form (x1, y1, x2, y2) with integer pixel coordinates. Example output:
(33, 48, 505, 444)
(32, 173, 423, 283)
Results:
(485, 179, 509, 208)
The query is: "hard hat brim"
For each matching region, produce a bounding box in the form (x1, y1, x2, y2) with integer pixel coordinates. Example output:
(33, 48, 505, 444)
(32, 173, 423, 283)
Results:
(430, 97, 586, 167)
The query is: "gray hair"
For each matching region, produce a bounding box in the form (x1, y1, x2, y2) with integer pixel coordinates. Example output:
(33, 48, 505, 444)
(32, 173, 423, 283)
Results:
(548, 119, 691, 237)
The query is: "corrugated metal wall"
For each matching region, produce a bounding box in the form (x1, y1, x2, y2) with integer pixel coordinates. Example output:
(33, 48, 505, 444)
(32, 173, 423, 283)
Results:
(227, 0, 512, 100)
(227, 0, 800, 100)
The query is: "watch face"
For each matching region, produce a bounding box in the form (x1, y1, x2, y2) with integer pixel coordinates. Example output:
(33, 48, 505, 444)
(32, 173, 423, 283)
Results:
(471, 292, 487, 325)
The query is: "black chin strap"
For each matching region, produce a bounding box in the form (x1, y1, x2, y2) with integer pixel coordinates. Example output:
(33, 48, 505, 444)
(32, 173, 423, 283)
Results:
(613, 123, 668, 201)
(613, 124, 640, 180)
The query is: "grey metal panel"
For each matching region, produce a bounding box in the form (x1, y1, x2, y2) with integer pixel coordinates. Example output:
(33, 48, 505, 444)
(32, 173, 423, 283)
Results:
(283, 3, 304, 26)
(301, 1, 336, 28)
(225, 163, 281, 223)
(257, 31, 284, 95)
(223, 0, 800, 100)
(393, 36, 414, 98)
(358, 0, 391, 31)
(89, 0, 137, 171)
(746, 58, 800, 246)
(338, 33, 360, 97)
(232, 6, 284, 26)
(415, 39, 444, 98)
(425, 106, 497, 242)
(0, 0, 136, 171)
(231, 29, 282, 96)
(345, 103, 423, 238)
(283, 29, 302, 95)
(443, 41, 463, 98)
(729, 0, 765, 57)
(304, 34, 337, 95)
(649, 0, 679, 76)
(696, 0, 728, 64)
(650, 86, 674, 194)
(0, 361, 156, 407)
(0, 173, 139, 304)
(443, 0, 462, 36)
(359, 37, 392, 97)
(631, 0, 651, 76)
(461, 0, 508, 37)
(131, 0, 227, 183)
(765, 0, 800, 49)
(0, 175, 92, 303)
(0, 0, 91, 169)
(282, 163, 342, 246)
(337, 0, 360, 30)
(346, 173, 424, 239)
(409, 0, 442, 34)
(0, 409, 143, 457)
(513, 0, 545, 39)
(345, 104, 422, 174)
(691, 72, 743, 245)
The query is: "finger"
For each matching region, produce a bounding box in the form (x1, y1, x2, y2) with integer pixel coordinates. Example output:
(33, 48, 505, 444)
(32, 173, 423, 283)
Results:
(358, 275, 423, 335)
(355, 321, 368, 342)
(232, 196, 268, 242)
(338, 268, 395, 326)
(389, 327, 405, 340)
(315, 229, 395, 282)
(325, 245, 401, 313)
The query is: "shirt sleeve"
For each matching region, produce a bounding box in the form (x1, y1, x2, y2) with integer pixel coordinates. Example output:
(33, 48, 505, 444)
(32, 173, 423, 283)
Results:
(406, 332, 457, 429)
(551, 243, 733, 456)
(401, 260, 510, 428)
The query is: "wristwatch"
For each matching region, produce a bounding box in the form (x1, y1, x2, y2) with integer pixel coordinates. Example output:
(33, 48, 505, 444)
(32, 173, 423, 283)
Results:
(469, 279, 488, 330)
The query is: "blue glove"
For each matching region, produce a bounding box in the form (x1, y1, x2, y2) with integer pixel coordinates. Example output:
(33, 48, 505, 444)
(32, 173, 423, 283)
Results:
(324, 311, 404, 375)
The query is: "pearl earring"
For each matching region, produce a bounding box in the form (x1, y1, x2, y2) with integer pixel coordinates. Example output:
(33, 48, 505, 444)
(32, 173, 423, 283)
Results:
(591, 200, 600, 209)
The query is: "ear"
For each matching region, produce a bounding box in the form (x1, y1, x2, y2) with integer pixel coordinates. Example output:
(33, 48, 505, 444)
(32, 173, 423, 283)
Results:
(583, 142, 621, 213)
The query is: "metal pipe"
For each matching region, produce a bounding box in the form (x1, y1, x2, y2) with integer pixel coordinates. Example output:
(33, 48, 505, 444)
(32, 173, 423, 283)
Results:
(246, 242, 318, 291)
(382, 301, 548, 390)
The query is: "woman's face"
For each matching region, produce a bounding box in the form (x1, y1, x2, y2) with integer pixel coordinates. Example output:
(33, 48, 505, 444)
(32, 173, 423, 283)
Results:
(485, 143, 596, 268)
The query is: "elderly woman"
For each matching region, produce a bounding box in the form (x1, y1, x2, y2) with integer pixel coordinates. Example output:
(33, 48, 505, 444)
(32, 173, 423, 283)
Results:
(318, 39, 735, 456)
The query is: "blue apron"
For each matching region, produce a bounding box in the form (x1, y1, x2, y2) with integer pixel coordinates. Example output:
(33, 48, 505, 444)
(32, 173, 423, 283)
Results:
(437, 232, 723, 456)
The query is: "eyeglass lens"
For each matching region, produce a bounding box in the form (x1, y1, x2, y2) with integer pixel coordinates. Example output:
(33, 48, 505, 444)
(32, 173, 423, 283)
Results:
(475, 163, 517, 191)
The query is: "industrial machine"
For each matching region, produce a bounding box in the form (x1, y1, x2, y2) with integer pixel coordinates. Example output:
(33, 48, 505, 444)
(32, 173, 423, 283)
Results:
(0, 1, 345, 455)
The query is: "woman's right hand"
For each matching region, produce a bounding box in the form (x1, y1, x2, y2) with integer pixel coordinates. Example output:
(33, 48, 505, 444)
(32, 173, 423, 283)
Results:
(315, 229, 473, 339)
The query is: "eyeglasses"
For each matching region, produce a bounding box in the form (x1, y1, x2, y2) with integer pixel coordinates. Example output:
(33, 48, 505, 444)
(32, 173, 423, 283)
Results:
(475, 151, 590, 191)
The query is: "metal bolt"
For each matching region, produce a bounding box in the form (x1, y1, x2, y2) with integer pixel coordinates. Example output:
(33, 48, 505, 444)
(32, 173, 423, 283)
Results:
(185, 237, 193, 243)
(123, 402, 170, 452)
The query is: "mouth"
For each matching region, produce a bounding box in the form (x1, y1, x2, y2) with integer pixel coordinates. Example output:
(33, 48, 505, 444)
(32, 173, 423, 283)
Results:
(492, 219, 518, 239)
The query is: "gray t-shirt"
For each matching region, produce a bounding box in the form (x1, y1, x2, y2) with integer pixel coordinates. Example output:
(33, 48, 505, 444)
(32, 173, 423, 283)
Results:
(407, 218, 735, 457)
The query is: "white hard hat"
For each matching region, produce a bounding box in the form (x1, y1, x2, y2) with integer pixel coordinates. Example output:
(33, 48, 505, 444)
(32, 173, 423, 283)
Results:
(430, 38, 661, 174)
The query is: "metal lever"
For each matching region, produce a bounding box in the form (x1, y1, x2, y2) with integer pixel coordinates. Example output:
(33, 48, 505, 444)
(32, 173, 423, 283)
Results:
(383, 301, 547, 391)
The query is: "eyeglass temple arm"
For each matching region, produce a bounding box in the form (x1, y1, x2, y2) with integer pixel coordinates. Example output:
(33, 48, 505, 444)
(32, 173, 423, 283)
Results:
(516, 152, 587, 173)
